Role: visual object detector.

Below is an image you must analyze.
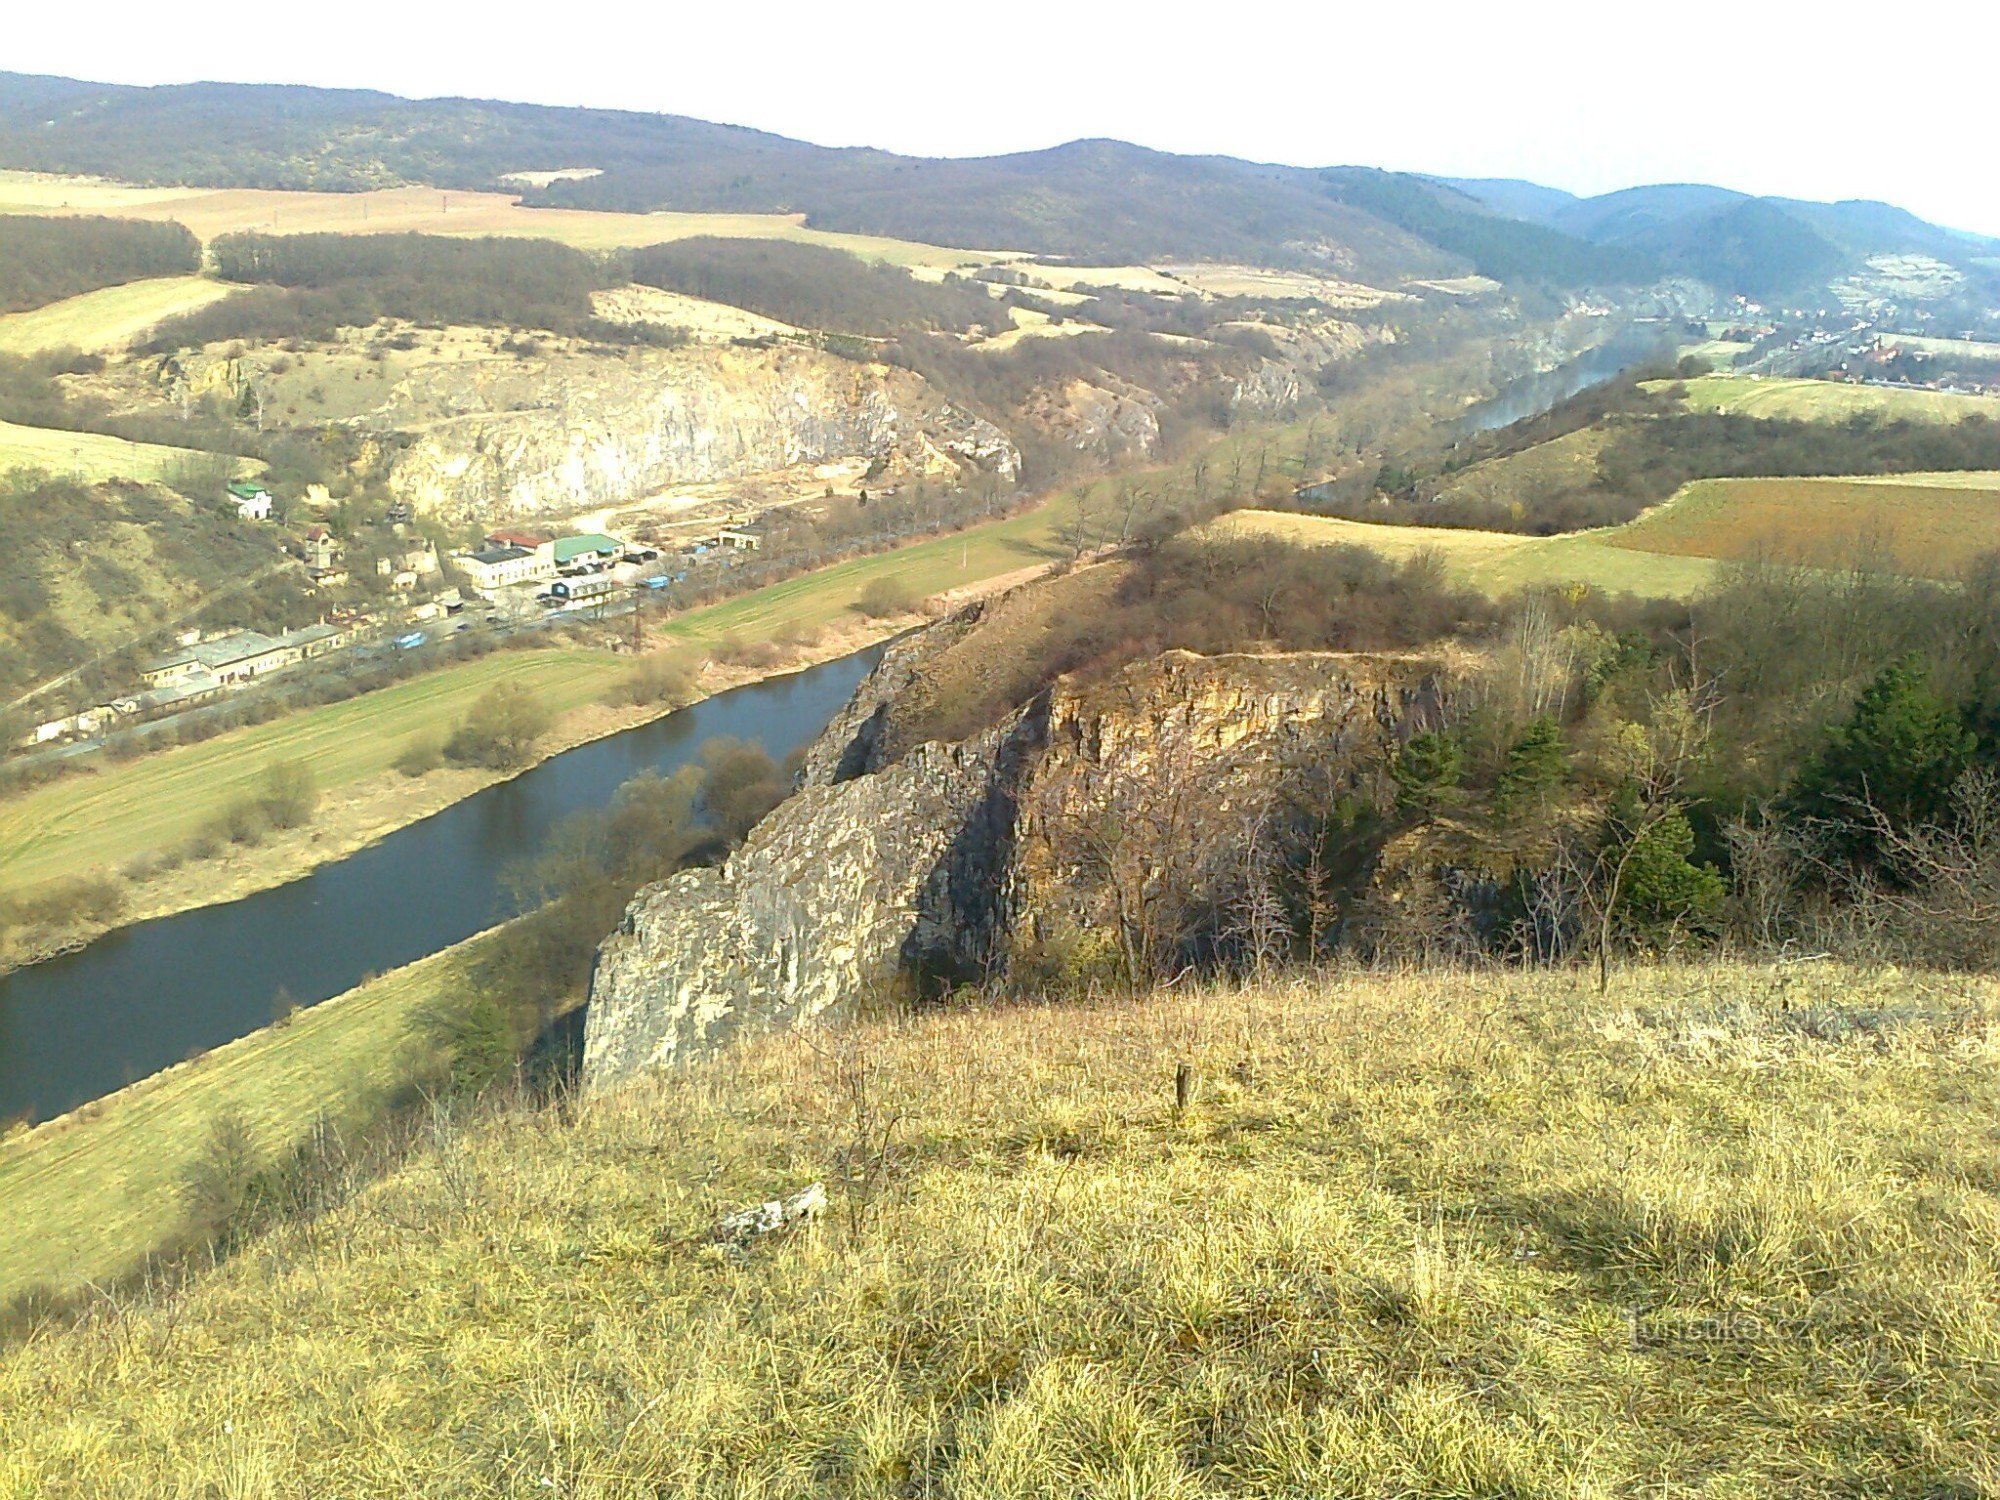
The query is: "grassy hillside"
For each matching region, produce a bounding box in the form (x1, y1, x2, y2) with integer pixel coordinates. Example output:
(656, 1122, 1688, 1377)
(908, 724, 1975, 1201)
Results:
(0, 274, 238, 354)
(0, 475, 279, 702)
(2, 962, 1994, 1492)
(1233, 460, 2000, 596)
(1612, 474, 2000, 578)
(1218, 510, 1723, 599)
(0, 417, 231, 484)
(1675, 374, 2000, 423)
(0, 940, 462, 1298)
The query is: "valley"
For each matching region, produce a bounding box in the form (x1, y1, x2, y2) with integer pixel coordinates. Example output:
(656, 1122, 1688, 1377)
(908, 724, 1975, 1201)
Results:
(3, 64, 2000, 1495)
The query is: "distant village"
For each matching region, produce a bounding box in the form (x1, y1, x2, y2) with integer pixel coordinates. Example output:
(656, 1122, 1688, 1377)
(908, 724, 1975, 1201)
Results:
(17, 482, 780, 756)
(1712, 292, 2000, 397)
(20, 483, 773, 751)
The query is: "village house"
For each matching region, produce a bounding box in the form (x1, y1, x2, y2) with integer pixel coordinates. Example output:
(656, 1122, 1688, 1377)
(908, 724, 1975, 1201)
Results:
(714, 525, 765, 551)
(140, 622, 351, 691)
(227, 481, 275, 521)
(375, 538, 440, 588)
(454, 545, 556, 593)
(295, 524, 348, 584)
(485, 529, 554, 558)
(553, 533, 625, 571)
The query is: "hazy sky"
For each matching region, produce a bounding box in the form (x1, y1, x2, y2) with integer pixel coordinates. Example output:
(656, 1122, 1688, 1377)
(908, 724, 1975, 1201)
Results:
(11, 0, 1999, 235)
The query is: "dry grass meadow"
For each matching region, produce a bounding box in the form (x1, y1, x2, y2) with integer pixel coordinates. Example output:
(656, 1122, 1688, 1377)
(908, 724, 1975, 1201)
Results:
(1214, 510, 1724, 600)
(0, 416, 230, 485)
(1, 961, 1995, 1495)
(0, 172, 1005, 269)
(0, 274, 240, 355)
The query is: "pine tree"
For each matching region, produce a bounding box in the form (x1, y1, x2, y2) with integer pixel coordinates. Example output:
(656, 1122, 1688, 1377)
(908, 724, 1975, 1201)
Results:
(1786, 660, 1975, 866)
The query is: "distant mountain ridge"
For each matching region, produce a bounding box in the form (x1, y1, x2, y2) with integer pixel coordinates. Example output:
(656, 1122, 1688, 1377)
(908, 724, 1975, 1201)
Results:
(2, 71, 1994, 302)
(1447, 176, 1999, 301)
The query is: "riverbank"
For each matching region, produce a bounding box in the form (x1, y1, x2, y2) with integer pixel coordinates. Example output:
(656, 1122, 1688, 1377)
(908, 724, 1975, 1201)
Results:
(0, 614, 910, 975)
(0, 485, 1075, 974)
(0, 932, 478, 1301)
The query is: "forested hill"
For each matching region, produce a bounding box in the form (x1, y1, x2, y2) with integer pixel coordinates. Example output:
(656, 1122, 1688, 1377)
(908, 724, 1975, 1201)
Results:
(1447, 177, 2000, 302)
(3, 71, 1994, 298)
(0, 75, 1452, 275)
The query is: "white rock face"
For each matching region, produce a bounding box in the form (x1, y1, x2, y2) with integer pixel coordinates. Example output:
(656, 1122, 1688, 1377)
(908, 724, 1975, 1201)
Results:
(583, 733, 1015, 1084)
(381, 344, 1019, 523)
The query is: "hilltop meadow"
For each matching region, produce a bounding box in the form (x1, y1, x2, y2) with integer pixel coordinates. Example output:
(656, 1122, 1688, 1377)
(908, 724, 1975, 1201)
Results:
(3, 962, 1995, 1495)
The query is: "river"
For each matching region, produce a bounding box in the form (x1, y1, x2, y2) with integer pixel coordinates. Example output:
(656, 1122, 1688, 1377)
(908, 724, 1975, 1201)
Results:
(1455, 329, 1674, 435)
(0, 647, 881, 1125)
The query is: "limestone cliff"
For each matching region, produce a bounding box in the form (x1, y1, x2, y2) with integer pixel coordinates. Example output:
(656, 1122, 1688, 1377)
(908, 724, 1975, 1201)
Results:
(583, 630, 1454, 1088)
(380, 344, 1019, 522)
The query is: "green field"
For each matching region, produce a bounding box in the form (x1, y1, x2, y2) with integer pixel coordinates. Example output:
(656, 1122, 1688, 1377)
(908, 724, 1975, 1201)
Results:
(0, 940, 465, 1297)
(0, 275, 239, 355)
(1672, 374, 2000, 423)
(660, 503, 1073, 648)
(1218, 510, 1723, 599)
(0, 417, 234, 485)
(0, 650, 629, 896)
(1611, 475, 2000, 579)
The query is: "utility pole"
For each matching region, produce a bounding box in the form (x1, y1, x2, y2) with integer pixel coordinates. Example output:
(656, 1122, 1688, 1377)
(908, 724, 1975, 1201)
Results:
(631, 582, 644, 654)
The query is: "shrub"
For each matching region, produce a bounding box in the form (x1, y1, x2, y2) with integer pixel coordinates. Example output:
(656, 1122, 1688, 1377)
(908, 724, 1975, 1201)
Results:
(856, 573, 921, 619)
(698, 739, 785, 844)
(179, 1112, 260, 1240)
(1616, 806, 1726, 936)
(1392, 731, 1465, 816)
(444, 682, 554, 771)
(1497, 716, 1568, 816)
(605, 655, 696, 709)
(1785, 659, 1976, 868)
(259, 759, 319, 830)
(393, 737, 444, 778)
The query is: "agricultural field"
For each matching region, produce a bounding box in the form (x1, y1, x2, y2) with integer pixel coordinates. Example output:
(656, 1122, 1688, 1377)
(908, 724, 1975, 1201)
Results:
(1877, 332, 2000, 360)
(1010, 263, 1193, 295)
(1163, 263, 1398, 306)
(0, 416, 233, 484)
(0, 938, 465, 1297)
(1216, 509, 1722, 599)
(971, 305, 1110, 353)
(0, 274, 238, 355)
(0, 173, 1005, 269)
(1671, 374, 2000, 423)
(1610, 475, 2000, 579)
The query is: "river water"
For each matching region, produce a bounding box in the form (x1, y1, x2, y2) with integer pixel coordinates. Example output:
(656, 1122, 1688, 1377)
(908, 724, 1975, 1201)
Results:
(1455, 330, 1673, 435)
(0, 648, 881, 1124)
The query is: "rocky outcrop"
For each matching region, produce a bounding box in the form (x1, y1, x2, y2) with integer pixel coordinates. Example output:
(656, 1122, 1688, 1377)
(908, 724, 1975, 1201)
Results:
(583, 629, 1455, 1089)
(1023, 378, 1164, 464)
(584, 725, 1034, 1083)
(382, 344, 1019, 522)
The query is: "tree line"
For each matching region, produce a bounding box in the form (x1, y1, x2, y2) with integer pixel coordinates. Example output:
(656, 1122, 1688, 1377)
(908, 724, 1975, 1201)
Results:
(0, 215, 199, 314)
